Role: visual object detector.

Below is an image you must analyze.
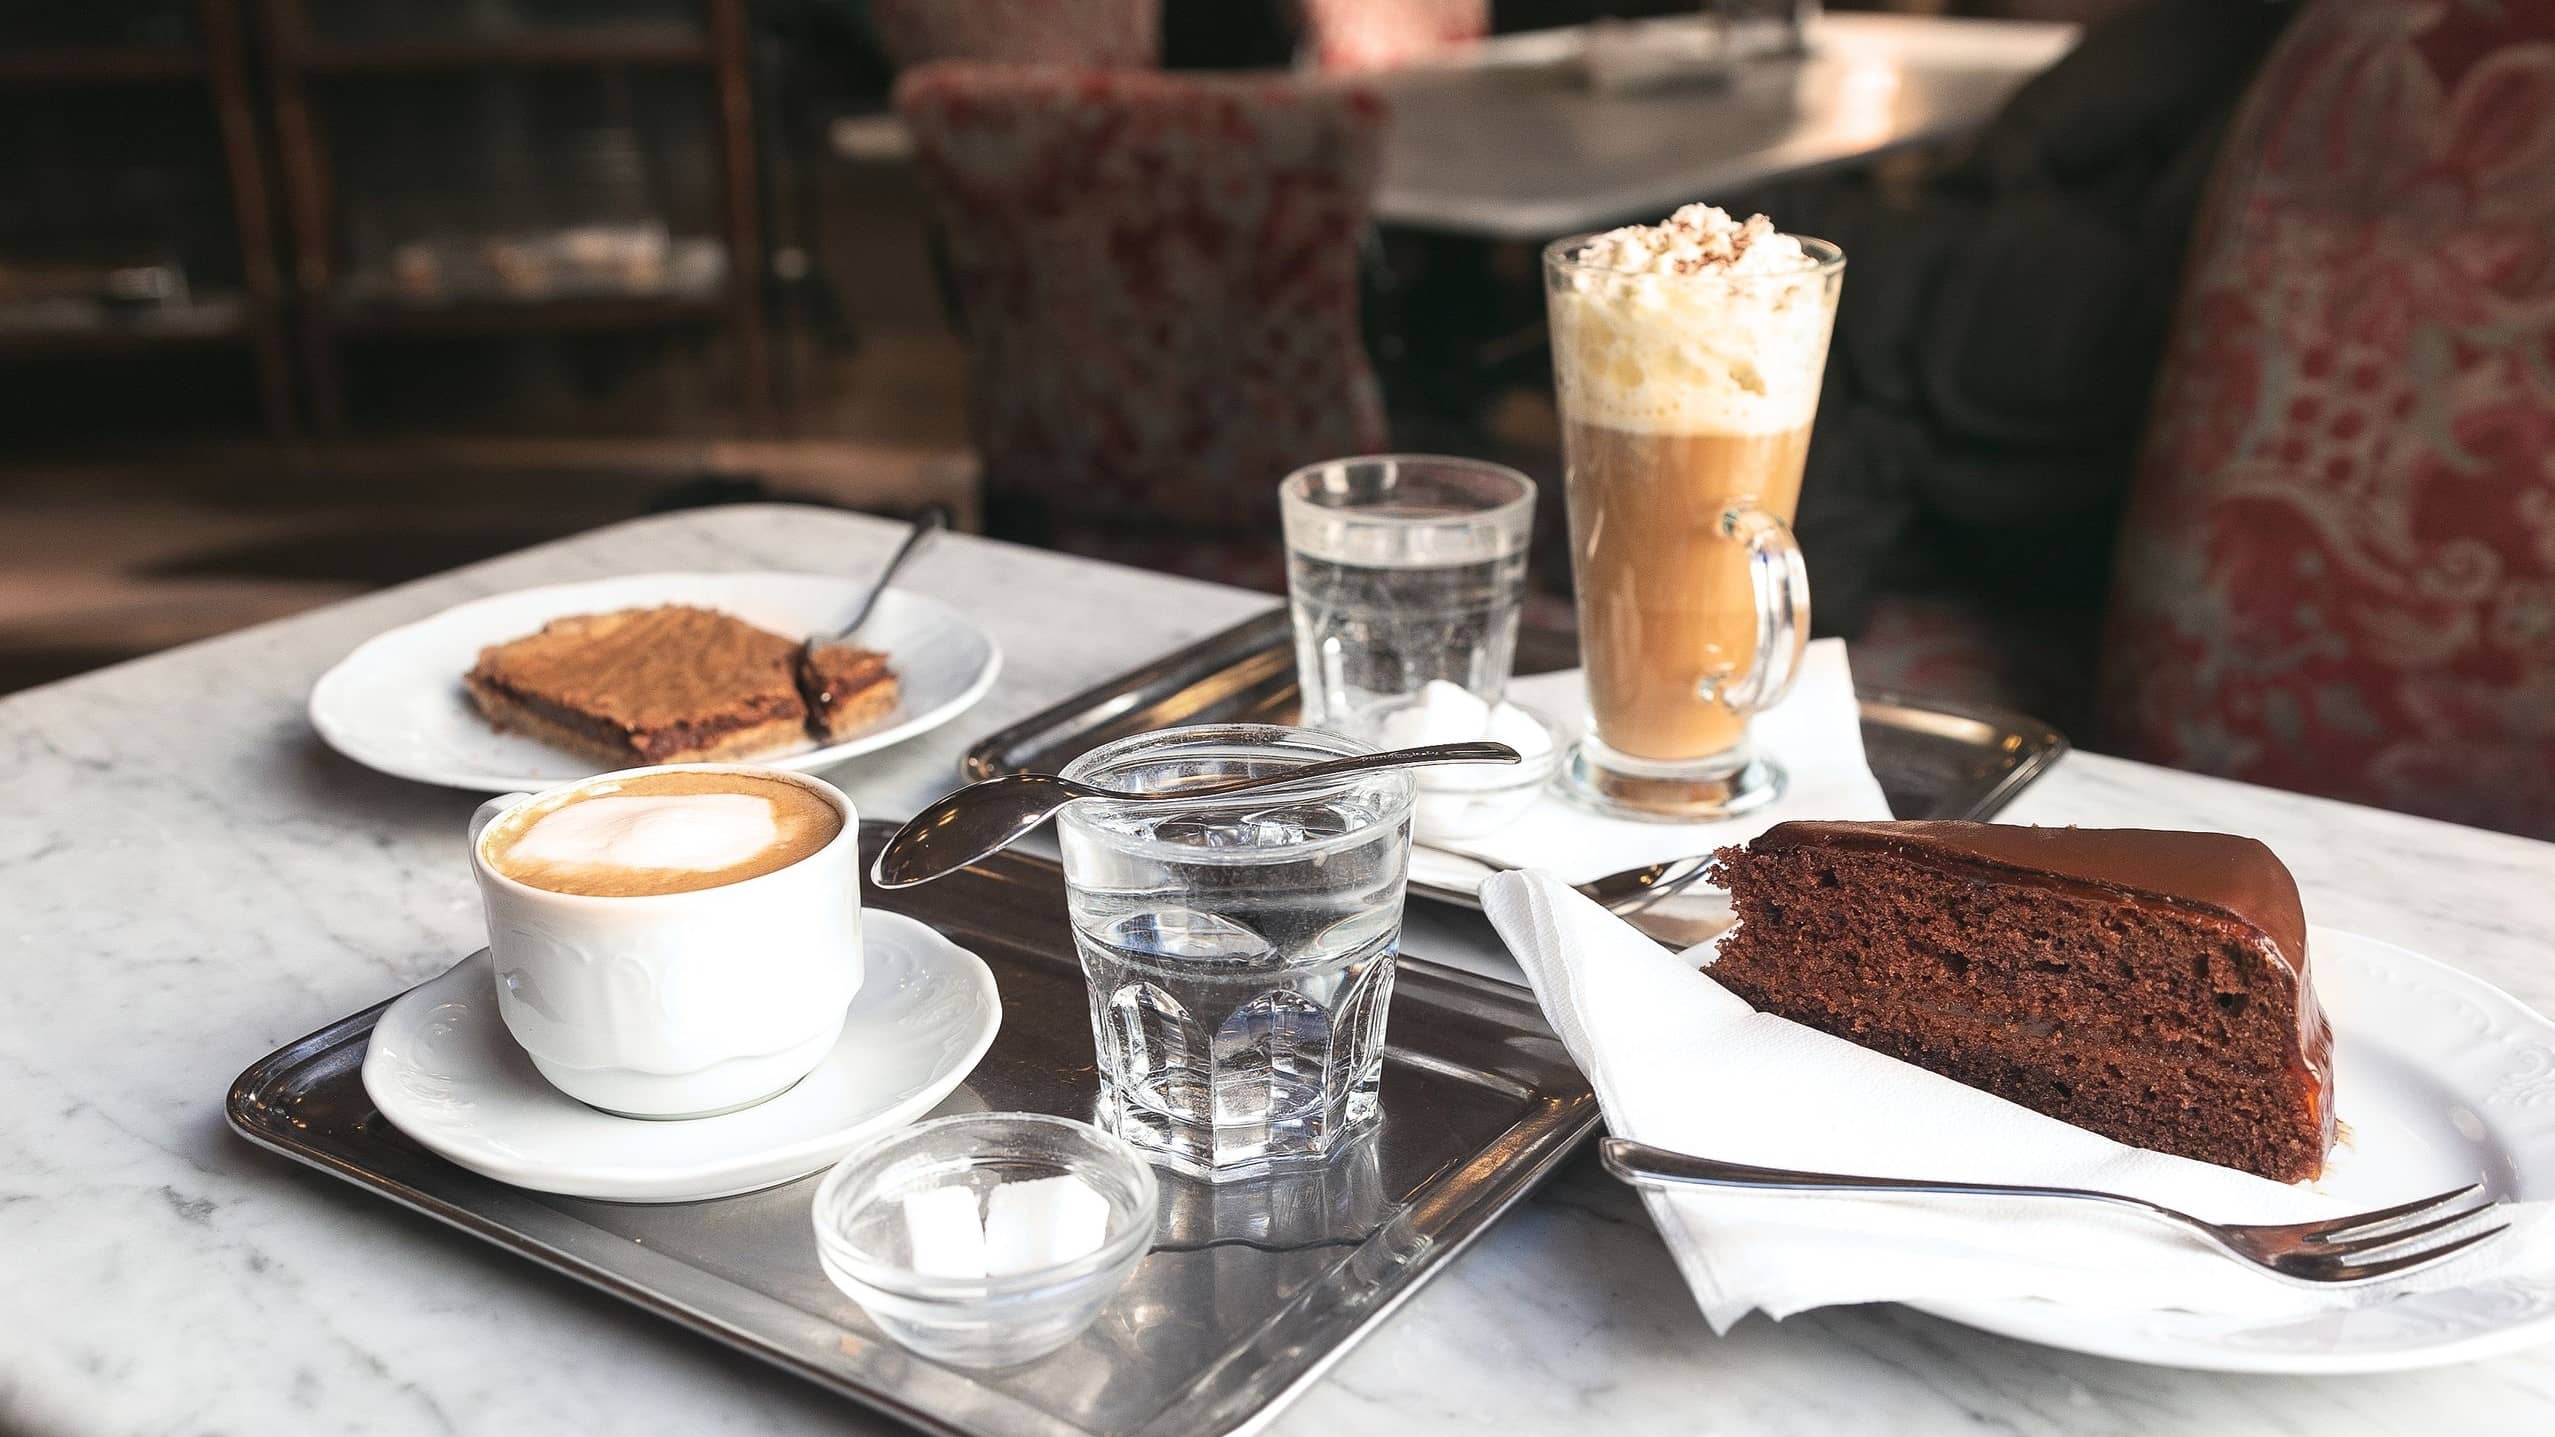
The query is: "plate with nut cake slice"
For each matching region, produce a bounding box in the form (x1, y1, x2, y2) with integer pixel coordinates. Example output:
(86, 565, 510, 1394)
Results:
(310, 571, 1001, 791)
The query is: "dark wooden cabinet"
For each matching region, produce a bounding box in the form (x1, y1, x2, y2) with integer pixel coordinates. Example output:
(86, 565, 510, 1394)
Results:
(0, 0, 777, 445)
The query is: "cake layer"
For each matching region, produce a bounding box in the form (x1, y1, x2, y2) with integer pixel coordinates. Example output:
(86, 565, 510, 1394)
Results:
(1775, 999, 2329, 1179)
(1716, 842, 2318, 1065)
(464, 672, 804, 764)
(1749, 821, 2310, 972)
(795, 643, 901, 742)
(1709, 821, 2335, 1182)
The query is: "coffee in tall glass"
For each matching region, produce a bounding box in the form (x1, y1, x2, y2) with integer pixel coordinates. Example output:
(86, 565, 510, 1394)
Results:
(1544, 207, 1843, 818)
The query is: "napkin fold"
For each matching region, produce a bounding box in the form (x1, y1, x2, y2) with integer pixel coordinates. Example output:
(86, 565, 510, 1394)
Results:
(1411, 638, 1890, 890)
(1482, 870, 2554, 1332)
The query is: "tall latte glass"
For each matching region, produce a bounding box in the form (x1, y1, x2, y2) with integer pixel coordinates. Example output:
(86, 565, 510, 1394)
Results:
(1543, 211, 1842, 819)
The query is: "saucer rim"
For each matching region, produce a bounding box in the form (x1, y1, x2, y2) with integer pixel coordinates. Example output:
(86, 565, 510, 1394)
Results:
(359, 909, 1001, 1201)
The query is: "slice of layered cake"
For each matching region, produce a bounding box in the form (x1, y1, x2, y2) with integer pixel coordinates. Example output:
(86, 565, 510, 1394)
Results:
(796, 641, 901, 742)
(1707, 821, 2334, 1182)
(466, 605, 812, 764)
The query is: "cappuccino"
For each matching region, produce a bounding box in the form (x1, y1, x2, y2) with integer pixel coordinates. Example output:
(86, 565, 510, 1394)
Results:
(483, 769, 841, 897)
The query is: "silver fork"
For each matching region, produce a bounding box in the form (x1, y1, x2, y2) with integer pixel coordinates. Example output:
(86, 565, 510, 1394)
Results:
(1600, 1138, 2508, 1285)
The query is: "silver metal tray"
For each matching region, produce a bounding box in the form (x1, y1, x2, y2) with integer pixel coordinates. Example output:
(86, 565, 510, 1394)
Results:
(227, 822, 1599, 1437)
(967, 608, 2069, 831)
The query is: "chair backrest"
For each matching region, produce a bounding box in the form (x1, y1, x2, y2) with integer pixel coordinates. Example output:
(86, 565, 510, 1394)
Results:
(1296, 0, 1487, 71)
(895, 63, 1389, 538)
(2097, 0, 2555, 839)
(871, 0, 1162, 69)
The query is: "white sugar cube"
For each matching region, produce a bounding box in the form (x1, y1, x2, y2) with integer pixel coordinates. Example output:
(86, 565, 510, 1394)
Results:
(982, 1174, 1111, 1276)
(901, 1185, 987, 1279)
(1488, 700, 1554, 759)
(1418, 679, 1490, 738)
(1375, 679, 1494, 752)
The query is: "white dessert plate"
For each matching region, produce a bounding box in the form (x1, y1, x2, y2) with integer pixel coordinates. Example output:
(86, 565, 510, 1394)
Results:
(310, 570, 1001, 791)
(361, 911, 1002, 1203)
(1912, 926, 2555, 1372)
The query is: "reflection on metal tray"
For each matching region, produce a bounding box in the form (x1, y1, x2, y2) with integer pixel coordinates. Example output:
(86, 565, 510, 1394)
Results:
(227, 823, 1597, 1437)
(966, 607, 2070, 834)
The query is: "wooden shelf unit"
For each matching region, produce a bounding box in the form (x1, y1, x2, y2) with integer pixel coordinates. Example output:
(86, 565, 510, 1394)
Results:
(0, 0, 294, 438)
(0, 310, 250, 354)
(285, 26, 714, 74)
(257, 0, 774, 436)
(327, 291, 729, 338)
(0, 49, 206, 87)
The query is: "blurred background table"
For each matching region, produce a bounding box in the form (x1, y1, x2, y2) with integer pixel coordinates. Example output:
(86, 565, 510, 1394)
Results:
(1369, 10, 2079, 239)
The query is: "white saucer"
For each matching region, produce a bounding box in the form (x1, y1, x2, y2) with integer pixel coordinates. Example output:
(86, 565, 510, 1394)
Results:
(310, 570, 1002, 791)
(1914, 926, 2555, 1372)
(361, 911, 1001, 1202)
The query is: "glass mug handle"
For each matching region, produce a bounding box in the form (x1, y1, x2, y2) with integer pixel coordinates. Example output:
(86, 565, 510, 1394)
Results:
(1702, 505, 1810, 716)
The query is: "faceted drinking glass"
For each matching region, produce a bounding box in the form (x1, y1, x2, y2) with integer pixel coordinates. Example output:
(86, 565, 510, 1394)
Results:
(1056, 725, 1417, 1180)
(1279, 455, 1536, 741)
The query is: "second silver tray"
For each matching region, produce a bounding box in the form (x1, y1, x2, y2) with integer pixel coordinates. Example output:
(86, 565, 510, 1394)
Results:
(967, 610, 2070, 864)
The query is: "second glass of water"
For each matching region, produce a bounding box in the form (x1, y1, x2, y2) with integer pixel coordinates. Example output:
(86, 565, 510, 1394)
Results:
(1280, 455, 1535, 740)
(1056, 726, 1416, 1180)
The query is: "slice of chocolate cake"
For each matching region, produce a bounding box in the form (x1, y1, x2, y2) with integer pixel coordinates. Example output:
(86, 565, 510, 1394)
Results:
(1707, 821, 2334, 1182)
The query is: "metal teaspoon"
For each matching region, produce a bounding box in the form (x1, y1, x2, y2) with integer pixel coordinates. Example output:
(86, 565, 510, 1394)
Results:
(871, 740, 1521, 888)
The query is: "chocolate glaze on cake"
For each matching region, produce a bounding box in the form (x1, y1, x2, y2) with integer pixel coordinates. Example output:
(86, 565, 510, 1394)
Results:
(1708, 821, 2335, 1182)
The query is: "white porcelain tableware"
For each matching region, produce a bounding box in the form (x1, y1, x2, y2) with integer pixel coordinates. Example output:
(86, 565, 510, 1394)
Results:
(360, 912, 1002, 1202)
(309, 570, 1002, 791)
(1914, 926, 2555, 1372)
(1489, 865, 2555, 1373)
(470, 764, 863, 1119)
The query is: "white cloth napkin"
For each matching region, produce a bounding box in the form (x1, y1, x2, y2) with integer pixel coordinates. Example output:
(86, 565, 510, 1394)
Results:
(1410, 638, 1890, 890)
(1481, 870, 2554, 1332)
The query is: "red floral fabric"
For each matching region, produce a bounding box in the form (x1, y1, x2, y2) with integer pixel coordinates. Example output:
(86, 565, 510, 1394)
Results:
(2099, 0, 2555, 840)
(1297, 0, 1487, 71)
(871, 0, 1161, 69)
(895, 64, 1389, 559)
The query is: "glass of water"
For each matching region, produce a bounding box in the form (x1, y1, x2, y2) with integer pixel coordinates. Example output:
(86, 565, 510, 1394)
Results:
(1056, 725, 1417, 1180)
(1280, 455, 1535, 740)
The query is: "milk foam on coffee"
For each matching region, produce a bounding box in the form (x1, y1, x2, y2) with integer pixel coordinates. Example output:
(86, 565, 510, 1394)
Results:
(507, 794, 780, 873)
(1549, 204, 1830, 435)
(484, 769, 840, 897)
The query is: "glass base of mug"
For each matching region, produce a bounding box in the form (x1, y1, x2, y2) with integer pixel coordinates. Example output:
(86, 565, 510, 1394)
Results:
(1558, 734, 1785, 822)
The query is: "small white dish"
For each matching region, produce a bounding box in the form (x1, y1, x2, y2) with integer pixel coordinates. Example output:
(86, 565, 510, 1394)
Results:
(361, 911, 1001, 1202)
(310, 570, 1002, 792)
(1915, 926, 2555, 1372)
(811, 1112, 1159, 1367)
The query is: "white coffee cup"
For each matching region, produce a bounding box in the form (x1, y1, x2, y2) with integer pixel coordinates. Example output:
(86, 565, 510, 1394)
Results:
(469, 764, 864, 1119)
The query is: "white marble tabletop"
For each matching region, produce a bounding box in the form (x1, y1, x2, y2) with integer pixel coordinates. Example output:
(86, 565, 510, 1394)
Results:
(1369, 12, 2080, 239)
(7, 503, 2555, 1436)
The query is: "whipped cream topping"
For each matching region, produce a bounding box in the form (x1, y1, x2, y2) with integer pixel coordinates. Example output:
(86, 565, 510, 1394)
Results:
(1550, 204, 1836, 435)
(1575, 205, 1808, 278)
(507, 793, 780, 873)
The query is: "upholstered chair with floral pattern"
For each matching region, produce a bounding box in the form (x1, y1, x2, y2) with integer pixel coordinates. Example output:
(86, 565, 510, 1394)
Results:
(2099, 0, 2555, 839)
(895, 63, 1390, 586)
